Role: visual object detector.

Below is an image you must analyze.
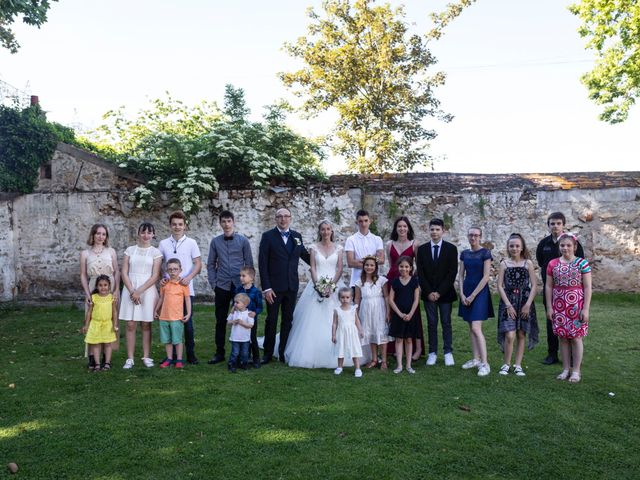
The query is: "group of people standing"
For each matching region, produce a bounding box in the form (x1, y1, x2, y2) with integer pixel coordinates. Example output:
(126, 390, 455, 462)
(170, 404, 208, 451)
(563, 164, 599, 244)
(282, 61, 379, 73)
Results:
(79, 208, 592, 383)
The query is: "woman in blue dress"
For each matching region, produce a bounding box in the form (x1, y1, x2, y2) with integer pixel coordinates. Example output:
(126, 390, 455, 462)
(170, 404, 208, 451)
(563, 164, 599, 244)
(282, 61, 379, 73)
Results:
(458, 227, 494, 376)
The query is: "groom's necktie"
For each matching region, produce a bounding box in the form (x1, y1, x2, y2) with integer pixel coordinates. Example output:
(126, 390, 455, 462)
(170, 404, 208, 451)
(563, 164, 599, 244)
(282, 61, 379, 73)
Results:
(433, 244, 439, 262)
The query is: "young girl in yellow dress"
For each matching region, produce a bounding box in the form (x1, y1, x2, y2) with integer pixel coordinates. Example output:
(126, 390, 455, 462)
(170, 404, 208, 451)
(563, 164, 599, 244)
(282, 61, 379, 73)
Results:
(83, 275, 119, 371)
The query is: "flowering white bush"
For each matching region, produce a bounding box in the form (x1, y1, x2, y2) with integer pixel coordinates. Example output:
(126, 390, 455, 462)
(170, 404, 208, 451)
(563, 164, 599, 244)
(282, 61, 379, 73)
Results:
(91, 87, 325, 215)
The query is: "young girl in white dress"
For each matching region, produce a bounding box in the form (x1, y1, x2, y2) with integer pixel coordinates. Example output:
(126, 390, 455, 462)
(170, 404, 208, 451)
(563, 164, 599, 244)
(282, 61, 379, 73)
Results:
(332, 288, 364, 377)
(355, 255, 391, 370)
(285, 220, 346, 368)
(119, 223, 163, 369)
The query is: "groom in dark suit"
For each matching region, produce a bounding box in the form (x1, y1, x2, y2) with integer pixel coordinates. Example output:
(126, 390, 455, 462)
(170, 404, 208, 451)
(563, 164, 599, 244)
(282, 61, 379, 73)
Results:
(259, 208, 310, 364)
(416, 218, 458, 367)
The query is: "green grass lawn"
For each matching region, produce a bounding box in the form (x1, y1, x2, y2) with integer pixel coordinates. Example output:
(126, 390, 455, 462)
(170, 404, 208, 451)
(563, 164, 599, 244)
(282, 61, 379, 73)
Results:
(1, 294, 639, 479)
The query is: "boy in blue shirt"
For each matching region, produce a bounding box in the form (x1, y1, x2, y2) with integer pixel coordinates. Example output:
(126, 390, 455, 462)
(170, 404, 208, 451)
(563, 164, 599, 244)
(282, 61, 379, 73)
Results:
(235, 266, 263, 368)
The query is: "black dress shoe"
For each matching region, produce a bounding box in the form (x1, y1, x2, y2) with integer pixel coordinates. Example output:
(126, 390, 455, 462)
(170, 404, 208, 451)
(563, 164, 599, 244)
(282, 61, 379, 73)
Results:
(207, 355, 225, 365)
(260, 357, 272, 365)
(187, 357, 199, 365)
(542, 355, 559, 365)
(252, 362, 261, 369)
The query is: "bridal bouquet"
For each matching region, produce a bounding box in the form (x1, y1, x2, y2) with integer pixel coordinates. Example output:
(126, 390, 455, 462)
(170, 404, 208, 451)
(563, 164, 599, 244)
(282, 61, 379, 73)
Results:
(314, 276, 336, 302)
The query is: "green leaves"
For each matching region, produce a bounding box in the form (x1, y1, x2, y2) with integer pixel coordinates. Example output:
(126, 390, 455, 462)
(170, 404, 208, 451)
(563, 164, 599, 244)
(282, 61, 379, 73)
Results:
(570, 0, 640, 123)
(0, 105, 58, 193)
(88, 88, 324, 215)
(281, 0, 452, 173)
(0, 0, 57, 53)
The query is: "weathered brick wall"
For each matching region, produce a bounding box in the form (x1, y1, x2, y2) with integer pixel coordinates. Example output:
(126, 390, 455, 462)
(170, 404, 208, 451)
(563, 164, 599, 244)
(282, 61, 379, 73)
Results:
(1, 144, 638, 301)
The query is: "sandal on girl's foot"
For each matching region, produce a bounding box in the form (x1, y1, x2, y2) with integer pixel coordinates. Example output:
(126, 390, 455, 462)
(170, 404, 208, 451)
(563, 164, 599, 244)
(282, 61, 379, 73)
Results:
(380, 362, 388, 370)
(366, 361, 378, 369)
(568, 372, 581, 383)
(91, 364, 101, 372)
(393, 367, 403, 374)
(102, 362, 111, 371)
(556, 370, 570, 380)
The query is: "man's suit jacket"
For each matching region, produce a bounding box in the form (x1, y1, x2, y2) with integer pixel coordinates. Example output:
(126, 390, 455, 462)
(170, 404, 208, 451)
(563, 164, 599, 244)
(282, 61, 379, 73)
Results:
(416, 240, 458, 304)
(258, 228, 310, 293)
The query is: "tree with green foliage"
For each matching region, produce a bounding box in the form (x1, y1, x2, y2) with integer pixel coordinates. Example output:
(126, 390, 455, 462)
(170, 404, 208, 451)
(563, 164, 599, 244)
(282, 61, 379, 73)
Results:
(0, 0, 56, 53)
(569, 0, 640, 123)
(427, 0, 477, 40)
(281, 0, 454, 174)
(91, 86, 325, 215)
(0, 105, 63, 192)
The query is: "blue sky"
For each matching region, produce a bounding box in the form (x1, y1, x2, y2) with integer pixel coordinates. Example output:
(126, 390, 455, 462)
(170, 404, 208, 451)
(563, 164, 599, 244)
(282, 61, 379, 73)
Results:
(1, 0, 637, 174)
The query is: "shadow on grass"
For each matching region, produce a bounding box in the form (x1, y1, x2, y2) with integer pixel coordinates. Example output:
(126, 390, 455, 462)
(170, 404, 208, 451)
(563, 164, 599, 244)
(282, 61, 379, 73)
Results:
(1, 295, 638, 479)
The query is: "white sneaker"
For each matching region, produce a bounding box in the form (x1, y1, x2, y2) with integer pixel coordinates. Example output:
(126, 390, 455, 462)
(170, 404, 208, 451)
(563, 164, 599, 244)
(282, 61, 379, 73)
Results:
(354, 369, 363, 378)
(461, 358, 480, 369)
(334, 367, 343, 375)
(498, 364, 510, 375)
(514, 365, 526, 377)
(407, 367, 416, 374)
(142, 357, 154, 368)
(393, 367, 403, 374)
(477, 363, 491, 376)
(444, 353, 455, 366)
(123, 358, 134, 369)
(426, 353, 437, 366)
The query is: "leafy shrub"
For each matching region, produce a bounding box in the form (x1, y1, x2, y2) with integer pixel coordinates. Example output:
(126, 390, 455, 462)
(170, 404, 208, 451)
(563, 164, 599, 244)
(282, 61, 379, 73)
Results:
(0, 105, 58, 193)
(88, 86, 326, 215)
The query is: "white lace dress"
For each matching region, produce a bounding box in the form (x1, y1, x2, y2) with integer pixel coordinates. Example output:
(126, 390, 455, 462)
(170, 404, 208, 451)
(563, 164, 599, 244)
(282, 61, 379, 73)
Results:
(118, 245, 162, 322)
(284, 245, 349, 368)
(356, 276, 391, 345)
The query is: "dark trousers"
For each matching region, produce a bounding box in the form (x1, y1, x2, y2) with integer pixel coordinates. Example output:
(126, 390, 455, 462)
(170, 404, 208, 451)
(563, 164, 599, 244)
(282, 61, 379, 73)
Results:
(214, 286, 235, 357)
(425, 301, 453, 355)
(541, 282, 559, 357)
(250, 319, 259, 363)
(173, 296, 196, 361)
(264, 289, 297, 360)
(229, 341, 250, 367)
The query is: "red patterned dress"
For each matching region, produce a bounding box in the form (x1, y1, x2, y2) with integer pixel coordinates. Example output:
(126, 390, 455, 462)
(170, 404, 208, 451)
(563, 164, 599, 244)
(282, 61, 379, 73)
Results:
(546, 257, 591, 339)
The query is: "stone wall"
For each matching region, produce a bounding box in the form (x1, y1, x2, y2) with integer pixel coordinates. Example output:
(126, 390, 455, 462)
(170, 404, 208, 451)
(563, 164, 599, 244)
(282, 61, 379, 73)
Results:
(1, 144, 639, 301)
(0, 195, 17, 301)
(35, 143, 144, 194)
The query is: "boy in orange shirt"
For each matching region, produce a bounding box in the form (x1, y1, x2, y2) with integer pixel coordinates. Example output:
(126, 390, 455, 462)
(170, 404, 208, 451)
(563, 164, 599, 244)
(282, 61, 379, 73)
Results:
(155, 259, 191, 368)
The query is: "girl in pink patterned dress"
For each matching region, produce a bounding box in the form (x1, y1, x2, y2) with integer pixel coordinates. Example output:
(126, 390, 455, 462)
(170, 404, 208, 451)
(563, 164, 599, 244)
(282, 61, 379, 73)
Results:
(545, 233, 592, 383)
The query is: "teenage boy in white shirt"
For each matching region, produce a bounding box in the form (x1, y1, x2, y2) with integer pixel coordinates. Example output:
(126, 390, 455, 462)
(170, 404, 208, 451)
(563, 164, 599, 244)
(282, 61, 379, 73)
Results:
(345, 209, 385, 288)
(158, 210, 202, 364)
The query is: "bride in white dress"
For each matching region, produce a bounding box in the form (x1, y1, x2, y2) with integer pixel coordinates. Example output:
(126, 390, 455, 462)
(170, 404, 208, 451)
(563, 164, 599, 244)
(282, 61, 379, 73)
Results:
(284, 220, 350, 368)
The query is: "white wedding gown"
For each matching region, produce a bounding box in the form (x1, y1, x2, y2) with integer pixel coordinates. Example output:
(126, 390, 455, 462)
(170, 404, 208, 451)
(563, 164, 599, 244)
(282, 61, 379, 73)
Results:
(283, 245, 352, 368)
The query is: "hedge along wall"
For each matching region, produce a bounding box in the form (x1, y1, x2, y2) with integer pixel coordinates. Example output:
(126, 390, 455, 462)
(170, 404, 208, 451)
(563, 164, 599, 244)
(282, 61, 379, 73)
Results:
(0, 144, 639, 301)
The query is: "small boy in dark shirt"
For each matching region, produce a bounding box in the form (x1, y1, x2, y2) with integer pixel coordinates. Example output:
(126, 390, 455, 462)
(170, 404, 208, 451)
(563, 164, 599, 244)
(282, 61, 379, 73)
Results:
(234, 266, 263, 368)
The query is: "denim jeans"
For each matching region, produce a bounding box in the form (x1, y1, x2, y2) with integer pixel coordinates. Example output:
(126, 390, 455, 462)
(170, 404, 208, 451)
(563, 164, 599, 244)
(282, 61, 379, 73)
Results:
(229, 341, 250, 367)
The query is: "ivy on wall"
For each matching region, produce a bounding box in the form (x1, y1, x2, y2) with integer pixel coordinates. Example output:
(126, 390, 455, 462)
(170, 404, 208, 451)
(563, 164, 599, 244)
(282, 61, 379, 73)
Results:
(0, 105, 70, 193)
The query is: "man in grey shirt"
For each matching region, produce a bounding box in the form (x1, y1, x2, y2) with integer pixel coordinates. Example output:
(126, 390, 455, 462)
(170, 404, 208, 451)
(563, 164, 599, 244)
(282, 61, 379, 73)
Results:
(207, 210, 253, 364)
